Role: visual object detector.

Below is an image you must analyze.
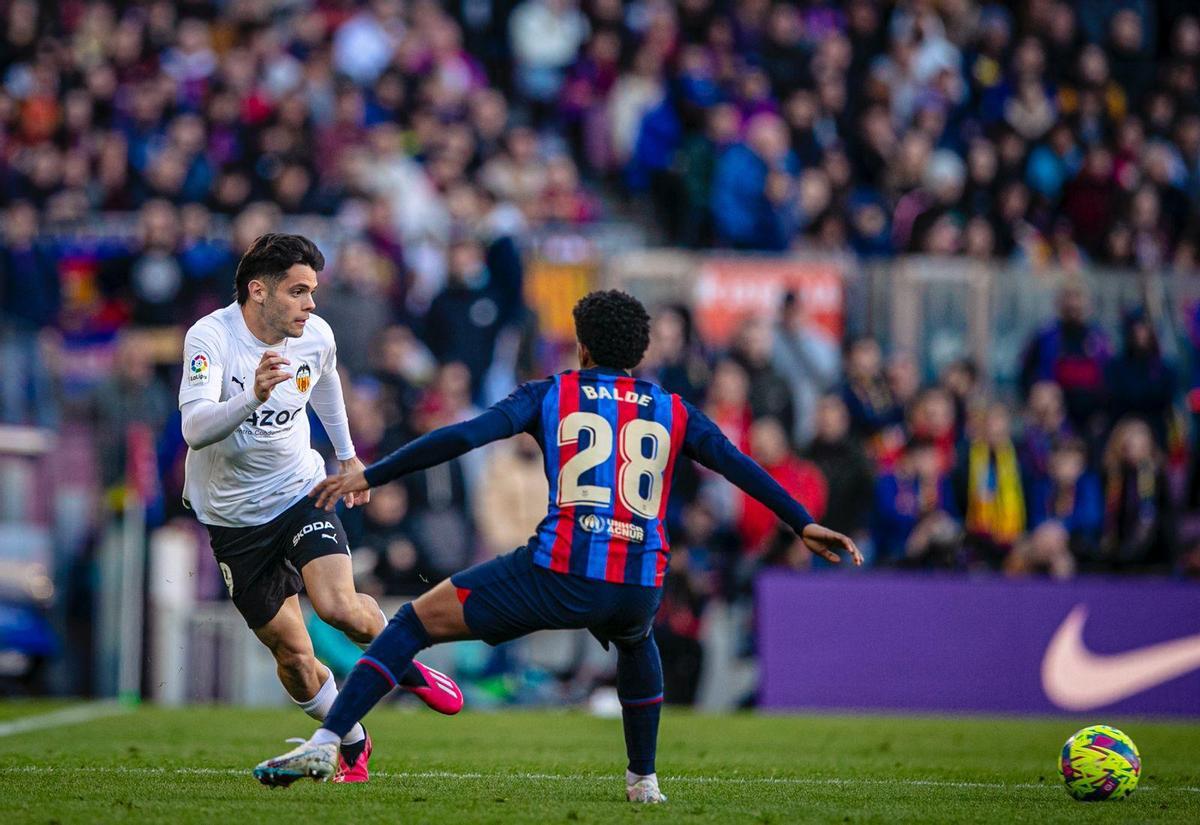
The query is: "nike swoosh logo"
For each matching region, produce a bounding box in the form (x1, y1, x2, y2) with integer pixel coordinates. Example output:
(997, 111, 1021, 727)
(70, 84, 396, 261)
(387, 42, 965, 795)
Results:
(321, 534, 338, 542)
(1041, 604, 1200, 710)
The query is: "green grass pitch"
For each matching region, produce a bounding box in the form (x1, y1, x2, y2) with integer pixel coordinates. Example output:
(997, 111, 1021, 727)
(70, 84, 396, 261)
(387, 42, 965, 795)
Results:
(1, 702, 1198, 823)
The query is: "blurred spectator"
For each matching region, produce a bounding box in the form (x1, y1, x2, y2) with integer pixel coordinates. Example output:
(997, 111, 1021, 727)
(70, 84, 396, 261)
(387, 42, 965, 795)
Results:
(510, 0, 590, 118)
(371, 324, 437, 420)
(474, 433, 549, 558)
(1026, 436, 1103, 564)
(333, 0, 405, 86)
(656, 501, 733, 704)
(315, 240, 395, 377)
(1105, 309, 1176, 449)
(873, 438, 959, 567)
(730, 318, 795, 441)
(641, 304, 710, 405)
(736, 418, 827, 555)
(1018, 381, 1075, 492)
(1187, 301, 1200, 508)
(358, 483, 428, 597)
(886, 352, 921, 417)
(401, 398, 476, 580)
(1019, 284, 1112, 438)
(841, 337, 903, 448)
(711, 113, 799, 251)
(536, 155, 601, 227)
(480, 127, 548, 214)
(654, 546, 710, 706)
(938, 358, 978, 439)
(1005, 521, 1077, 580)
(804, 395, 875, 554)
(899, 150, 967, 254)
(422, 236, 506, 401)
(99, 201, 205, 328)
(772, 292, 841, 445)
(908, 388, 957, 475)
(674, 102, 741, 247)
(1061, 145, 1117, 258)
(954, 404, 1027, 569)
(1099, 418, 1175, 572)
(92, 333, 172, 490)
(0, 201, 60, 425)
(704, 359, 754, 452)
(1025, 122, 1081, 201)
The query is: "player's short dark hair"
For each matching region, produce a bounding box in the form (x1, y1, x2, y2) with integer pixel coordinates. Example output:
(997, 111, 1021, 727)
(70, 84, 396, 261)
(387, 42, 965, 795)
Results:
(572, 290, 651, 370)
(234, 233, 325, 305)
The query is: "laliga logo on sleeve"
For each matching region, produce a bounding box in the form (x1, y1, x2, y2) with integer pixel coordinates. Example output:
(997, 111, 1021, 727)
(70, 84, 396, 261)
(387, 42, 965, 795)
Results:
(189, 352, 209, 385)
(295, 363, 311, 393)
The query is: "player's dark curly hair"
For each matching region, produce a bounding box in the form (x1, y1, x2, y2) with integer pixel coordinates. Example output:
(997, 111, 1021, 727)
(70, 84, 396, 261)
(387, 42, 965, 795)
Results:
(235, 233, 325, 304)
(572, 290, 651, 370)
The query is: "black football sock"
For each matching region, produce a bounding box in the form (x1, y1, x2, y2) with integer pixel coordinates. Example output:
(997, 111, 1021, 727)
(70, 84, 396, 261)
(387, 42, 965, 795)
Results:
(339, 730, 367, 765)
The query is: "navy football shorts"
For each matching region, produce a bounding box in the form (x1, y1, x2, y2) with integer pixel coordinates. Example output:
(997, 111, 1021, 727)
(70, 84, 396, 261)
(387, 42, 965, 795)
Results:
(450, 544, 663, 648)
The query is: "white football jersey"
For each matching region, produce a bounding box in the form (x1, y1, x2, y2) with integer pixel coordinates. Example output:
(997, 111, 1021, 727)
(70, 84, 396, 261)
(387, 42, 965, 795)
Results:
(178, 303, 335, 527)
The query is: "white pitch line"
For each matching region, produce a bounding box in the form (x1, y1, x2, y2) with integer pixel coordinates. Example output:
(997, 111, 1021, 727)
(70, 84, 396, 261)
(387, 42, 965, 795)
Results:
(0, 703, 128, 739)
(0, 765, 1195, 793)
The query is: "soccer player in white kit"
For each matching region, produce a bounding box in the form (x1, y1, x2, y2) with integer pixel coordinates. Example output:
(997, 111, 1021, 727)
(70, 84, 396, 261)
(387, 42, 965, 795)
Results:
(178, 234, 462, 783)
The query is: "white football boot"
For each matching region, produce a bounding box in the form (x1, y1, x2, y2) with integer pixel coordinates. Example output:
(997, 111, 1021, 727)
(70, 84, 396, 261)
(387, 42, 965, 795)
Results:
(253, 739, 338, 788)
(626, 778, 668, 804)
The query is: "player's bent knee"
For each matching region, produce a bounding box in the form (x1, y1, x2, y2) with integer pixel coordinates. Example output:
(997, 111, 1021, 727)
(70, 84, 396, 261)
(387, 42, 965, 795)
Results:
(313, 595, 367, 634)
(411, 581, 470, 641)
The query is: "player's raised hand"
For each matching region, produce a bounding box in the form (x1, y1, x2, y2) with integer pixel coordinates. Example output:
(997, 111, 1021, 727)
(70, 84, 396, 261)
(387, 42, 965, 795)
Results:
(254, 350, 291, 402)
(311, 469, 368, 511)
(800, 523, 864, 566)
(337, 457, 371, 508)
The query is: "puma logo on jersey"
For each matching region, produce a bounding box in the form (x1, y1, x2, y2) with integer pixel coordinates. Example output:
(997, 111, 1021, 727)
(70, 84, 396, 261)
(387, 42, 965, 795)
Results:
(293, 520, 337, 547)
(231, 376, 245, 392)
(581, 385, 652, 406)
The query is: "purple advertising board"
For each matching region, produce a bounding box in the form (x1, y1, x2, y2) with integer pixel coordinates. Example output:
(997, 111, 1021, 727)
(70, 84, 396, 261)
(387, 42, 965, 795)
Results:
(757, 573, 1200, 716)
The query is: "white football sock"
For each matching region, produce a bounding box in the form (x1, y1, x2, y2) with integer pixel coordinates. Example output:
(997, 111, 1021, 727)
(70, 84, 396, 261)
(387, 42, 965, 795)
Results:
(310, 728, 341, 747)
(626, 770, 658, 787)
(294, 671, 365, 745)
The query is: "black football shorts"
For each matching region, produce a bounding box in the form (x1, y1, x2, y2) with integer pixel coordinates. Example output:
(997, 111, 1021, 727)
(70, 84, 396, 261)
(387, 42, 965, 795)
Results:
(206, 495, 351, 629)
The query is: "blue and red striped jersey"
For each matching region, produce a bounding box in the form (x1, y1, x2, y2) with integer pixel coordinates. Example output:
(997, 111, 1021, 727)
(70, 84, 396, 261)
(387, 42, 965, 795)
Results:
(525, 368, 688, 587)
(363, 366, 816, 589)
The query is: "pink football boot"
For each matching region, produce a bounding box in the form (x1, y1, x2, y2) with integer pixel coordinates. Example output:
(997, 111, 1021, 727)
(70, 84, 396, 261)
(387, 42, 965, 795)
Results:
(333, 731, 373, 784)
(403, 660, 463, 715)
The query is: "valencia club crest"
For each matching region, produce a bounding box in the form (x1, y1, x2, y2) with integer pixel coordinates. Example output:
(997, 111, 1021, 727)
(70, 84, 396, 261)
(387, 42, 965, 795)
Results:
(295, 363, 311, 393)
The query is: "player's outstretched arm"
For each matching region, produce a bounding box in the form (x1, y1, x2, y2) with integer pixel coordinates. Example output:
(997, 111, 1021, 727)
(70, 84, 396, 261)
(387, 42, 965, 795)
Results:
(309, 358, 369, 507)
(311, 408, 517, 511)
(681, 401, 862, 566)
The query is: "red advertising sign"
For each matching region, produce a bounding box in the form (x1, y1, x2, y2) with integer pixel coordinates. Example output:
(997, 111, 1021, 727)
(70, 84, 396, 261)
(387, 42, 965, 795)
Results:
(693, 258, 844, 345)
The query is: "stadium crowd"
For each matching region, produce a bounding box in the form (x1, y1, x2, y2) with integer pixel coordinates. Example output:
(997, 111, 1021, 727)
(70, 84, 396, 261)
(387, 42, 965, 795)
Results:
(4, 1, 1200, 700)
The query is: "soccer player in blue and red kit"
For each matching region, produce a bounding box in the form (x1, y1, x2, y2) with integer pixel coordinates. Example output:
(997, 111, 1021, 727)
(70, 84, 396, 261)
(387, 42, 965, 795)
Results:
(253, 290, 862, 801)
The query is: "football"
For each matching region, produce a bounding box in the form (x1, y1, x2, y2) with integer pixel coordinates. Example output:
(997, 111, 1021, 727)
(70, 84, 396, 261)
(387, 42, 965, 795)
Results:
(1058, 725, 1141, 801)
